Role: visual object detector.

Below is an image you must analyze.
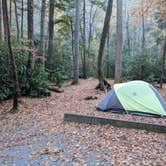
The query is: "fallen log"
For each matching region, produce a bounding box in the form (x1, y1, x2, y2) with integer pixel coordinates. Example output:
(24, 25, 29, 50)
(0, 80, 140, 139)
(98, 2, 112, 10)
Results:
(48, 86, 64, 93)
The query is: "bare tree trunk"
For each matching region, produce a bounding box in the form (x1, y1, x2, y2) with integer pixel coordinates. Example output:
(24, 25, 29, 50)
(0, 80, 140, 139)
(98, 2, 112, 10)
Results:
(73, 0, 81, 84)
(21, 0, 24, 38)
(9, 0, 12, 27)
(48, 0, 55, 65)
(2, 0, 7, 41)
(141, 13, 145, 50)
(97, 0, 113, 89)
(115, 0, 123, 82)
(70, 20, 74, 59)
(80, 17, 84, 72)
(126, 12, 130, 56)
(14, 0, 20, 42)
(160, 38, 166, 88)
(27, 0, 34, 69)
(2, 0, 20, 112)
(82, 0, 87, 78)
(140, 13, 145, 80)
(40, 0, 46, 67)
(0, 0, 2, 42)
(88, 4, 97, 57)
(106, 29, 111, 78)
(88, 4, 93, 56)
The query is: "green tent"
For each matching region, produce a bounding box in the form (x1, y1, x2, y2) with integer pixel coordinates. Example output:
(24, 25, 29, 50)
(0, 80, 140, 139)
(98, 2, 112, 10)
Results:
(97, 81, 166, 117)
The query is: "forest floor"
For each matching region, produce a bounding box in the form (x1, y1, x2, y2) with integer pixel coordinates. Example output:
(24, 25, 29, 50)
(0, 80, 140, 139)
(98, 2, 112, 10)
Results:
(0, 79, 166, 165)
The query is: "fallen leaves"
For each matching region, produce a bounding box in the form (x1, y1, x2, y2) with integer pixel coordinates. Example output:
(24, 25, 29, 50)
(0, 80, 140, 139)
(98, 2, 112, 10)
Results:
(31, 147, 63, 156)
(0, 79, 166, 165)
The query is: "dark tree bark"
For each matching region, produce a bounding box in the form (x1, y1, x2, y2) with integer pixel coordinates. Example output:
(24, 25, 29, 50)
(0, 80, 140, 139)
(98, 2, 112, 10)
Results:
(9, 0, 12, 27)
(27, 0, 34, 69)
(40, 0, 46, 67)
(2, 0, 20, 112)
(160, 38, 166, 88)
(73, 0, 81, 84)
(82, 0, 87, 78)
(48, 0, 55, 65)
(14, 0, 20, 42)
(2, 0, 7, 41)
(0, 0, 2, 42)
(21, 0, 24, 38)
(97, 0, 113, 90)
(115, 0, 123, 82)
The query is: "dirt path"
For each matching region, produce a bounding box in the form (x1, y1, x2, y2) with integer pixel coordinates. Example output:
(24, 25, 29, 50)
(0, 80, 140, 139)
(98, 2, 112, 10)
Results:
(0, 79, 166, 165)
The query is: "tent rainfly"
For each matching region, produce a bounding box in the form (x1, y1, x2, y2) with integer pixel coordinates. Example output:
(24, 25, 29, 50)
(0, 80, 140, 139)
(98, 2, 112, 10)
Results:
(97, 81, 166, 117)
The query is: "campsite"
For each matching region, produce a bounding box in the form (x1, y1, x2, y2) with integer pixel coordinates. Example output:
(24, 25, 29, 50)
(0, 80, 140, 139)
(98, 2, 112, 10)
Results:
(0, 79, 166, 165)
(0, 0, 166, 165)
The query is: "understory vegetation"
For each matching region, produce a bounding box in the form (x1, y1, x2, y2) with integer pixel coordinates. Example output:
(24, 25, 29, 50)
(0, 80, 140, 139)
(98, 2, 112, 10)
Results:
(0, 40, 164, 100)
(0, 0, 165, 102)
(0, 43, 49, 100)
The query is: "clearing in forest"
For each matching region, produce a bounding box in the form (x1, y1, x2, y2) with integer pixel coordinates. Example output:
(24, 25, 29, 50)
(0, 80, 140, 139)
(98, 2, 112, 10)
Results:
(0, 79, 166, 165)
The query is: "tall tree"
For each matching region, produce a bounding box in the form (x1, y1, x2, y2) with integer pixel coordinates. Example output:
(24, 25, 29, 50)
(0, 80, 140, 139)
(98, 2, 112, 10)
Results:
(2, 0, 7, 41)
(106, 28, 111, 78)
(21, 0, 24, 38)
(40, 0, 46, 67)
(141, 13, 145, 50)
(48, 0, 55, 65)
(126, 12, 131, 56)
(70, 20, 74, 59)
(27, 0, 34, 69)
(9, 0, 12, 27)
(160, 37, 166, 88)
(124, 2, 130, 57)
(0, 0, 2, 42)
(97, 0, 113, 89)
(88, 4, 97, 57)
(14, 0, 20, 42)
(82, 0, 87, 78)
(115, 0, 123, 81)
(73, 0, 81, 84)
(2, 0, 20, 112)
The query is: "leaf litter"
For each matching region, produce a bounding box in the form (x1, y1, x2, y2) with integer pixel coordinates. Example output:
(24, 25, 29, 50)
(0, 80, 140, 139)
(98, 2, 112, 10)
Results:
(0, 79, 166, 165)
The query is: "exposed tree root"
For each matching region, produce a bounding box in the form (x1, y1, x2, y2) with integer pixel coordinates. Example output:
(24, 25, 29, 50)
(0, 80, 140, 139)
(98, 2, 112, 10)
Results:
(48, 86, 64, 93)
(10, 107, 19, 113)
(95, 79, 111, 91)
(71, 80, 79, 85)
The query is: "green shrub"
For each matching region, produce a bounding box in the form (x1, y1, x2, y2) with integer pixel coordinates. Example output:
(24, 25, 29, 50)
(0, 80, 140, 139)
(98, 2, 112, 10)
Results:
(47, 68, 65, 87)
(28, 64, 49, 97)
(0, 43, 49, 100)
(0, 44, 13, 100)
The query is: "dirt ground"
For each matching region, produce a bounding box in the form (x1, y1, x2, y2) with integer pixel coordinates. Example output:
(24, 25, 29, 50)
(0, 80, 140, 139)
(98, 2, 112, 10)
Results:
(0, 79, 166, 165)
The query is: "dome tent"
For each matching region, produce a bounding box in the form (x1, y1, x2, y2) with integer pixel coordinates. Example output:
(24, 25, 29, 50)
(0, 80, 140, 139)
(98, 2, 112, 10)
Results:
(97, 81, 166, 117)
